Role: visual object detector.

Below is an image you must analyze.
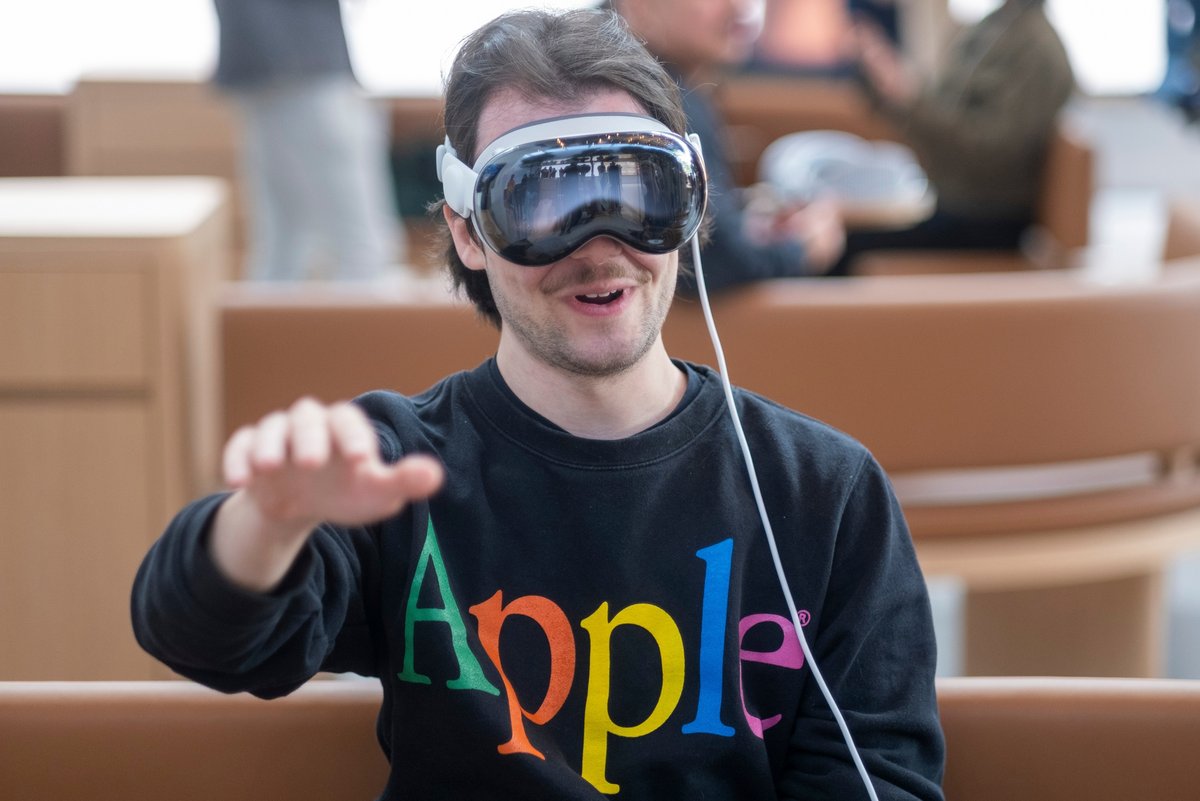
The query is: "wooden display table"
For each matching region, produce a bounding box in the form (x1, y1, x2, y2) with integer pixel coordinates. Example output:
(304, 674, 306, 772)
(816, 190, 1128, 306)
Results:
(0, 176, 230, 679)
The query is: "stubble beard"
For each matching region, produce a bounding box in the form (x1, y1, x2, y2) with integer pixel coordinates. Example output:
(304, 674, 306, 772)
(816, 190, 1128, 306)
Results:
(492, 261, 677, 379)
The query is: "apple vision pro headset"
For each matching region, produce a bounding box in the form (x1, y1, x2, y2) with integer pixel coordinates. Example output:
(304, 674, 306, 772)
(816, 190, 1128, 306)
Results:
(437, 112, 881, 801)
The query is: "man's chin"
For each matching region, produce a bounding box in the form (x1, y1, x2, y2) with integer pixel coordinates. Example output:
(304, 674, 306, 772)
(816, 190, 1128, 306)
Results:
(548, 336, 657, 379)
(553, 352, 642, 379)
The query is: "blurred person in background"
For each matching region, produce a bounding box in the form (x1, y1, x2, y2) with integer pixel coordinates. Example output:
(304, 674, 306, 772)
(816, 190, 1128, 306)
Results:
(213, 0, 405, 281)
(749, 0, 899, 75)
(1160, 0, 1200, 124)
(848, 0, 899, 41)
(608, 0, 847, 293)
(836, 0, 1074, 272)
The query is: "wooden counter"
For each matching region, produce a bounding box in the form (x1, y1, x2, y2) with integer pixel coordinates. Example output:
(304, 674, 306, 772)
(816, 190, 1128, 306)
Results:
(0, 176, 230, 679)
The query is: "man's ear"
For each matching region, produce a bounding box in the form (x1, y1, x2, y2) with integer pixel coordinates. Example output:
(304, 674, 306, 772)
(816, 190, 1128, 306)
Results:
(443, 205, 487, 271)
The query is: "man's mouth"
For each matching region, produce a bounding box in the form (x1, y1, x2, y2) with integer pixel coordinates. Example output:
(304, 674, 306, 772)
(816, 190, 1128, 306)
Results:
(576, 289, 624, 305)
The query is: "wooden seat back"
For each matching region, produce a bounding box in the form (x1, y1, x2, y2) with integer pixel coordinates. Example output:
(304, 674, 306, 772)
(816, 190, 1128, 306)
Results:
(664, 265, 1200, 539)
(4, 678, 1199, 801)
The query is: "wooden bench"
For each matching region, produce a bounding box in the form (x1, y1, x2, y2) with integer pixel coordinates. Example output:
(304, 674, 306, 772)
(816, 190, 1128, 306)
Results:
(3, 677, 1198, 801)
(665, 265, 1200, 676)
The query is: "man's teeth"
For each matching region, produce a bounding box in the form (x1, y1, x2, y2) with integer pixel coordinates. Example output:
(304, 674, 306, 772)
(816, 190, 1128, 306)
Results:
(578, 289, 622, 303)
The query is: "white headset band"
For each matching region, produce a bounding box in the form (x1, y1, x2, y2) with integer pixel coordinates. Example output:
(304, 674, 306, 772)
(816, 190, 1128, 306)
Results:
(472, 112, 674, 169)
(437, 113, 696, 219)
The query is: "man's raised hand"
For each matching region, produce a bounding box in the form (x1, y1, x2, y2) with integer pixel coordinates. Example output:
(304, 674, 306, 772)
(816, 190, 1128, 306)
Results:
(211, 398, 444, 592)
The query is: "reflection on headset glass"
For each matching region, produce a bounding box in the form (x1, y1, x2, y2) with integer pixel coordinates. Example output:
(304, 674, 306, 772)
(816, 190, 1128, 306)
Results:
(438, 113, 707, 266)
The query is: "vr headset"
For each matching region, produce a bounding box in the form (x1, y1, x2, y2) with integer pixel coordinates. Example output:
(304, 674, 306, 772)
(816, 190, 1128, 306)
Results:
(437, 113, 707, 266)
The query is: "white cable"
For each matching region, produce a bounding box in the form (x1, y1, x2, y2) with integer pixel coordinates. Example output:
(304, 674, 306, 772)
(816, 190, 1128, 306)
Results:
(689, 237, 880, 801)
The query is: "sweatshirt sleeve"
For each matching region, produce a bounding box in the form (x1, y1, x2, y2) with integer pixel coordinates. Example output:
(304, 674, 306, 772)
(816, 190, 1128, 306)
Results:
(778, 455, 945, 801)
(130, 493, 382, 698)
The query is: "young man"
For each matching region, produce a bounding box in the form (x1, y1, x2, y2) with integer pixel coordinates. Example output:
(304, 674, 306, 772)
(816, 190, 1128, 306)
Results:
(132, 9, 944, 800)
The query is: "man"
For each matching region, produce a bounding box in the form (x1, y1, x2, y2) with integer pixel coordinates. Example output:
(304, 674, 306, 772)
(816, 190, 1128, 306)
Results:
(608, 0, 847, 293)
(838, 0, 1075, 270)
(132, 9, 943, 800)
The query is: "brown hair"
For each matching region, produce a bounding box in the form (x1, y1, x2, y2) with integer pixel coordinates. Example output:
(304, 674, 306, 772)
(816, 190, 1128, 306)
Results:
(436, 8, 688, 328)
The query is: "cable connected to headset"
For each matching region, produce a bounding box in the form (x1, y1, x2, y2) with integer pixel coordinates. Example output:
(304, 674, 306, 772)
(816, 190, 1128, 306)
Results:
(689, 234, 880, 801)
(439, 115, 881, 798)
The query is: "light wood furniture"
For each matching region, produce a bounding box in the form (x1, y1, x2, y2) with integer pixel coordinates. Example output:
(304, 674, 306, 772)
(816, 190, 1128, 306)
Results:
(66, 76, 237, 179)
(936, 677, 1200, 801)
(1164, 196, 1200, 262)
(64, 76, 449, 273)
(65, 76, 242, 253)
(663, 267, 1200, 676)
(0, 176, 230, 679)
(0, 93, 66, 177)
(215, 263, 1200, 676)
(3, 677, 1199, 801)
(219, 281, 497, 441)
(0, 681, 388, 801)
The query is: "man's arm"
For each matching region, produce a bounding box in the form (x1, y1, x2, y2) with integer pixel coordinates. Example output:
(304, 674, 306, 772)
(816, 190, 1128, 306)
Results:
(131, 398, 443, 696)
(778, 455, 945, 801)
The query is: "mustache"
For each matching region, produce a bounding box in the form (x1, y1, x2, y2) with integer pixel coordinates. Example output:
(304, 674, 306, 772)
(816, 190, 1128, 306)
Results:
(540, 261, 650, 294)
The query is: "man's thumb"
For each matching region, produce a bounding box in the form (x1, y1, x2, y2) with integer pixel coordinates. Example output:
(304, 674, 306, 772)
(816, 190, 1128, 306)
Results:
(382, 454, 445, 501)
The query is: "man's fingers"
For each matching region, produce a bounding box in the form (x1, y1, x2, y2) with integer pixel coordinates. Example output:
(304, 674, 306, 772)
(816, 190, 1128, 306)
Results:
(328, 402, 379, 462)
(374, 454, 445, 503)
(289, 397, 332, 468)
(251, 411, 290, 470)
(223, 426, 257, 487)
(223, 399, 434, 525)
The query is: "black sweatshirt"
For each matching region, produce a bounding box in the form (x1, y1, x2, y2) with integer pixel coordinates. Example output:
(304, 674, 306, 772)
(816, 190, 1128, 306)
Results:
(132, 359, 944, 800)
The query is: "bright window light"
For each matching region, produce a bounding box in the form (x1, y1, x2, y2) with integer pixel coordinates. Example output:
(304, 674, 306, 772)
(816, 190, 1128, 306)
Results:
(0, 1, 1171, 97)
(950, 0, 1167, 95)
(0, 1, 217, 92)
(0, 1, 593, 95)
(343, 1, 594, 95)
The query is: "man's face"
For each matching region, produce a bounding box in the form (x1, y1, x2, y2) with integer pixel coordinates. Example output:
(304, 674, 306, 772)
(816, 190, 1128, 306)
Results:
(444, 88, 680, 379)
(621, 0, 764, 70)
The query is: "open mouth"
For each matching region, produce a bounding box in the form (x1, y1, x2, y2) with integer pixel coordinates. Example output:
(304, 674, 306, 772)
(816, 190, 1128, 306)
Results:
(576, 289, 624, 305)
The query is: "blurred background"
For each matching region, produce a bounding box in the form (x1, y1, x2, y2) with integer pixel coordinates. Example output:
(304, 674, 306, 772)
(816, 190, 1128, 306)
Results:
(0, 1, 1174, 96)
(3, 0, 1200, 683)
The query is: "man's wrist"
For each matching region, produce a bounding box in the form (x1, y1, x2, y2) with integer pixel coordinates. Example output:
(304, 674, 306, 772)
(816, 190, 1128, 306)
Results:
(207, 491, 316, 594)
